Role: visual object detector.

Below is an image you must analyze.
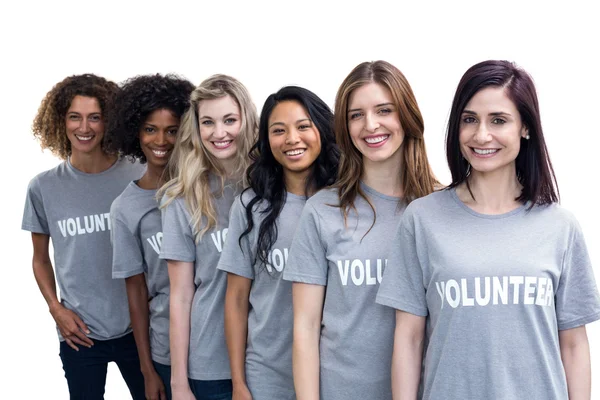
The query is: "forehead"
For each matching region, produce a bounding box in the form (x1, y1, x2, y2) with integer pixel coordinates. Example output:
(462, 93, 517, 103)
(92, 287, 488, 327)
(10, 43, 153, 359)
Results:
(68, 95, 101, 113)
(465, 86, 517, 113)
(198, 94, 240, 117)
(269, 100, 308, 123)
(348, 82, 393, 108)
(145, 108, 179, 125)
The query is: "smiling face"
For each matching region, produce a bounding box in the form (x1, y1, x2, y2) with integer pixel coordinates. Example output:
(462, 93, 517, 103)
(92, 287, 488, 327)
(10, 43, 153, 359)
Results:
(459, 86, 528, 175)
(198, 95, 242, 163)
(65, 95, 105, 156)
(347, 82, 404, 163)
(139, 108, 179, 168)
(268, 100, 322, 181)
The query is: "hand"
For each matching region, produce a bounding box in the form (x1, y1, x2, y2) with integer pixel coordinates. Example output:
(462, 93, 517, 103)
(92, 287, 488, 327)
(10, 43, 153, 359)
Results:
(233, 384, 253, 400)
(50, 303, 94, 351)
(172, 384, 196, 400)
(143, 369, 167, 400)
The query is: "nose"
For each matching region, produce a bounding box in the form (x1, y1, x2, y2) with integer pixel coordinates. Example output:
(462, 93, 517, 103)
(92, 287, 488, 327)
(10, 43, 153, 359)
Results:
(155, 130, 168, 146)
(78, 118, 90, 133)
(364, 112, 380, 132)
(212, 121, 227, 139)
(473, 122, 492, 144)
(285, 128, 300, 145)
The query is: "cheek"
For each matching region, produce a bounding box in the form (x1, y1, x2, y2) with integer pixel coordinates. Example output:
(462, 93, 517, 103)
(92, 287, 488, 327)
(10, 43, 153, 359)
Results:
(167, 135, 178, 146)
(230, 121, 242, 138)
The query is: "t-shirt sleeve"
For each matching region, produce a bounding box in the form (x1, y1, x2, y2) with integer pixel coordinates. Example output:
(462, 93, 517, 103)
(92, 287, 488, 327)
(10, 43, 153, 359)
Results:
(217, 196, 255, 280)
(111, 209, 145, 279)
(283, 202, 328, 286)
(555, 220, 600, 330)
(376, 214, 428, 317)
(22, 176, 49, 234)
(159, 198, 196, 263)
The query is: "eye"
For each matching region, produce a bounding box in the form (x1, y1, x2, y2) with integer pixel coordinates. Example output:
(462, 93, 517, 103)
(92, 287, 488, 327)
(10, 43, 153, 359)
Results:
(378, 108, 392, 115)
(201, 120, 213, 126)
(271, 128, 285, 135)
(224, 118, 237, 125)
(144, 127, 155, 133)
(89, 115, 101, 122)
(68, 114, 81, 121)
(492, 118, 506, 125)
(298, 124, 311, 130)
(462, 116, 476, 124)
(167, 128, 178, 136)
(349, 112, 363, 120)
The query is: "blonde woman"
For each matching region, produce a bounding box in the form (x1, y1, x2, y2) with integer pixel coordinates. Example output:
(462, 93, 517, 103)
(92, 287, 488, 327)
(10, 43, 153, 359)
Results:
(283, 61, 438, 400)
(158, 75, 258, 400)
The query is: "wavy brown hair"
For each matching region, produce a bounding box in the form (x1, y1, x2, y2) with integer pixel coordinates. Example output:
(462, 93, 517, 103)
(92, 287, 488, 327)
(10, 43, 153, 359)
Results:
(32, 74, 119, 160)
(334, 60, 438, 225)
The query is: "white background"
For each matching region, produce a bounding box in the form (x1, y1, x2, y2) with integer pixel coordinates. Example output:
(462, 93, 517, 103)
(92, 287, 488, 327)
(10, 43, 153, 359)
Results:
(1, 1, 599, 398)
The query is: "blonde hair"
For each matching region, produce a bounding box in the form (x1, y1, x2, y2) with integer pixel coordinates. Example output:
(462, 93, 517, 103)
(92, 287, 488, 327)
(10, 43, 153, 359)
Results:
(159, 74, 258, 241)
(334, 60, 438, 225)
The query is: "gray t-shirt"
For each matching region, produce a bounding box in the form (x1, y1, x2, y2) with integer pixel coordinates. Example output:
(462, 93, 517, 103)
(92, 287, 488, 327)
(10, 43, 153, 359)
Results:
(22, 158, 145, 341)
(111, 181, 170, 365)
(283, 184, 403, 400)
(218, 189, 305, 400)
(159, 176, 239, 380)
(376, 188, 600, 400)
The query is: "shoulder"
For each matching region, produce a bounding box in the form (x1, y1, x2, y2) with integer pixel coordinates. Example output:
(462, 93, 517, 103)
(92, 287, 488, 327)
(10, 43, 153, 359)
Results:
(113, 157, 146, 177)
(404, 189, 452, 217)
(306, 187, 338, 208)
(27, 162, 65, 192)
(110, 182, 137, 218)
(528, 202, 582, 236)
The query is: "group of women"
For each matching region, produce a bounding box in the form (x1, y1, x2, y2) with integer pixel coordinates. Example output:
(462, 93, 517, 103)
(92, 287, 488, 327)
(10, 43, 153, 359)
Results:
(22, 59, 600, 400)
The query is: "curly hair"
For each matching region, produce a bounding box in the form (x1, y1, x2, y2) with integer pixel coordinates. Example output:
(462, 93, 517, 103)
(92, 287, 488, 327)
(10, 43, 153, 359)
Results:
(106, 74, 195, 163)
(32, 74, 119, 160)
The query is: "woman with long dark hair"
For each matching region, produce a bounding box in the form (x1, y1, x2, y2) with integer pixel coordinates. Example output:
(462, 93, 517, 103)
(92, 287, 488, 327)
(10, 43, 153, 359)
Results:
(377, 60, 600, 399)
(218, 86, 339, 400)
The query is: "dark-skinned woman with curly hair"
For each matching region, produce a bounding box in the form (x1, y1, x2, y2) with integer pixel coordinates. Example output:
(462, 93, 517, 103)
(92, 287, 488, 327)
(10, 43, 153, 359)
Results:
(21, 74, 146, 399)
(106, 74, 194, 400)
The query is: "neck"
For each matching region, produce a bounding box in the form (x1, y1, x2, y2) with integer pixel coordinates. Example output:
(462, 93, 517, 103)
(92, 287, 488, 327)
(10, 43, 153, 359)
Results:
(457, 163, 523, 214)
(284, 169, 311, 197)
(220, 157, 237, 178)
(70, 148, 116, 174)
(361, 149, 403, 197)
(137, 163, 167, 190)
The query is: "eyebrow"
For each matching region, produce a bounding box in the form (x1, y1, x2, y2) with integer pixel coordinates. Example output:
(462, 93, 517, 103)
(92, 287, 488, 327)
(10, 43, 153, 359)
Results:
(268, 118, 311, 129)
(144, 123, 179, 128)
(198, 113, 240, 120)
(347, 102, 394, 113)
(462, 109, 512, 117)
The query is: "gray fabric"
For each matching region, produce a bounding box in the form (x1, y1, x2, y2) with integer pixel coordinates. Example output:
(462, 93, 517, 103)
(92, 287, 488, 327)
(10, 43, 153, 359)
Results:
(22, 158, 145, 340)
(159, 175, 239, 380)
(218, 189, 305, 400)
(377, 188, 600, 400)
(283, 184, 403, 400)
(111, 181, 170, 365)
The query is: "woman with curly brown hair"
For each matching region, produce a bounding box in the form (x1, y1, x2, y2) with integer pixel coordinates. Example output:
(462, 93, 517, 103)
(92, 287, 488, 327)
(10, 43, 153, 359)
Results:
(22, 74, 146, 399)
(107, 73, 194, 400)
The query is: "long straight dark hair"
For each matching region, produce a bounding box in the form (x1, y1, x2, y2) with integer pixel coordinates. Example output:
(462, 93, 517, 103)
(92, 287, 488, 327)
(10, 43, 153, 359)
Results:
(446, 60, 559, 205)
(240, 86, 340, 266)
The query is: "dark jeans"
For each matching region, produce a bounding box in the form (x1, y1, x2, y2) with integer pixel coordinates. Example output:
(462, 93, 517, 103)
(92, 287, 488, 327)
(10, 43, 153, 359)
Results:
(59, 332, 145, 400)
(152, 361, 172, 400)
(189, 378, 232, 400)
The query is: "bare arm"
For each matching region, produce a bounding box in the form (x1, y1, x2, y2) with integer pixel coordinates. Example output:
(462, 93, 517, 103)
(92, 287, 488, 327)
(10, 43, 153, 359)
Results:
(126, 274, 166, 400)
(31, 233, 93, 350)
(560, 326, 591, 400)
(168, 260, 196, 396)
(292, 282, 325, 400)
(391, 310, 426, 400)
(224, 273, 253, 399)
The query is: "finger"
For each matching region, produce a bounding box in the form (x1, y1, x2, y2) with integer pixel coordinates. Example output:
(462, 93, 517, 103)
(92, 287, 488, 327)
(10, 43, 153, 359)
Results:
(65, 337, 79, 351)
(69, 335, 92, 349)
(159, 388, 166, 400)
(72, 329, 94, 347)
(72, 314, 91, 335)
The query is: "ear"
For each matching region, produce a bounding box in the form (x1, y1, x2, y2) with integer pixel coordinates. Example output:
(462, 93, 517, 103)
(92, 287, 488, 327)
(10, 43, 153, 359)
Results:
(521, 125, 530, 139)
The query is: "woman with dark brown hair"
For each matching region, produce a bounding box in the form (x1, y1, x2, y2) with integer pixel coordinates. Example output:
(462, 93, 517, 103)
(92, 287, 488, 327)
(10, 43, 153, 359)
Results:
(283, 60, 437, 400)
(22, 74, 146, 399)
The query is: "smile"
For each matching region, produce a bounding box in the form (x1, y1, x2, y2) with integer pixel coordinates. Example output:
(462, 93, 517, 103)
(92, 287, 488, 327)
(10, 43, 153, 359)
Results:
(472, 148, 500, 156)
(285, 149, 305, 156)
(212, 140, 233, 149)
(364, 134, 390, 147)
(151, 149, 169, 158)
(75, 134, 94, 141)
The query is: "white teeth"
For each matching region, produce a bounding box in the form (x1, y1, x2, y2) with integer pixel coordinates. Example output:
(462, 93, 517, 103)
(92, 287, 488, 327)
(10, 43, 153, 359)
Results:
(213, 140, 232, 148)
(473, 148, 498, 155)
(75, 135, 93, 141)
(152, 150, 168, 157)
(285, 149, 305, 156)
(365, 135, 388, 144)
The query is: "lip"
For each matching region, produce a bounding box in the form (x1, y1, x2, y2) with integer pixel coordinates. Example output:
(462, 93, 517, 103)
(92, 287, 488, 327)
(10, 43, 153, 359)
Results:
(211, 140, 234, 150)
(150, 148, 172, 158)
(283, 148, 307, 160)
(74, 134, 95, 142)
(363, 134, 389, 148)
(470, 147, 500, 158)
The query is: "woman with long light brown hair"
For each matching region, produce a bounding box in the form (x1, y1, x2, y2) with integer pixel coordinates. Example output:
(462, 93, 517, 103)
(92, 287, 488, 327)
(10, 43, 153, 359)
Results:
(283, 60, 438, 400)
